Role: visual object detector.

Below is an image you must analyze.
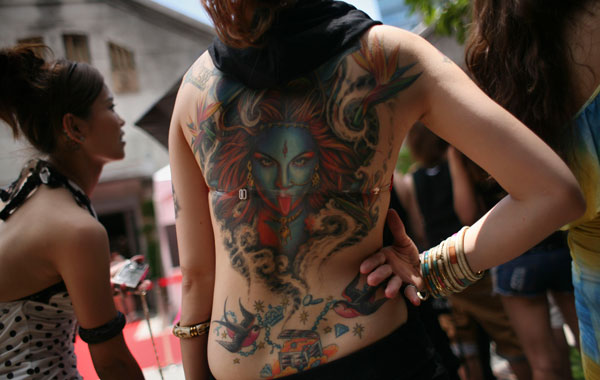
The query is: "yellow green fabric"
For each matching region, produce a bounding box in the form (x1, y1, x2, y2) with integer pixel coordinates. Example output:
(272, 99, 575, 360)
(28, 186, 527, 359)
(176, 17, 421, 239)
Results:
(569, 83, 600, 379)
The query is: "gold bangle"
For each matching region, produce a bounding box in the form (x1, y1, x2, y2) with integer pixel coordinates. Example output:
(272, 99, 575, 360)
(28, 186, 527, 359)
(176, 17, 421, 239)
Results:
(172, 320, 211, 339)
(441, 238, 462, 293)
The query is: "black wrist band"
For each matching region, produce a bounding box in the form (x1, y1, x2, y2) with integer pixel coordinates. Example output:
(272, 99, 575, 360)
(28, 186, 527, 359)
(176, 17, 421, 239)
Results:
(79, 311, 126, 344)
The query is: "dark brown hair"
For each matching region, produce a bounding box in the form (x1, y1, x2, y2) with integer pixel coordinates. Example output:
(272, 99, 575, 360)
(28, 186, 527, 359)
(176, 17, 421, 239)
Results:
(0, 44, 104, 154)
(465, 0, 591, 166)
(201, 0, 298, 48)
(407, 122, 449, 168)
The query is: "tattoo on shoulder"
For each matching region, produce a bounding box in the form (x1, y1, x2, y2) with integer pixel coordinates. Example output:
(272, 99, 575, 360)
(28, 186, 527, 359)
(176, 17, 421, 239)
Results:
(184, 64, 218, 91)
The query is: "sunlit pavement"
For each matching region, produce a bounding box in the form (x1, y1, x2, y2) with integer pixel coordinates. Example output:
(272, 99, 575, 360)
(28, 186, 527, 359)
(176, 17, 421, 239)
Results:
(143, 363, 185, 379)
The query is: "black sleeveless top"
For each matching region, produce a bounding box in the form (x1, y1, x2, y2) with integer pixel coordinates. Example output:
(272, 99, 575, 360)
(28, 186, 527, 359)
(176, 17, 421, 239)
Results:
(412, 162, 463, 247)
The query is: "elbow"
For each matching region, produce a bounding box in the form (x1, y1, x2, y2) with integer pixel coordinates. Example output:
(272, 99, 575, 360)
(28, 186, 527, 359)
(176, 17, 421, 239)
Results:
(180, 266, 215, 297)
(556, 179, 586, 224)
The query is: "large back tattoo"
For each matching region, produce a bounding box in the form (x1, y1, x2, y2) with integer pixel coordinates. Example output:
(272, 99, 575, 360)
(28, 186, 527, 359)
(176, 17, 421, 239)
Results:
(184, 39, 421, 377)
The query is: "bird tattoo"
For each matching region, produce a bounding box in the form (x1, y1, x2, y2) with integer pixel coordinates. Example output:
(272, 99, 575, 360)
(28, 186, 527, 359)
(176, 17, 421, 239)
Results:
(333, 273, 387, 318)
(213, 298, 261, 352)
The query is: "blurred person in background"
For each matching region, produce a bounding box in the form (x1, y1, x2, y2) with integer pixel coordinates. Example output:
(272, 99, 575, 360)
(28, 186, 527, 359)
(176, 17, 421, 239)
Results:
(395, 123, 531, 380)
(466, 1, 600, 378)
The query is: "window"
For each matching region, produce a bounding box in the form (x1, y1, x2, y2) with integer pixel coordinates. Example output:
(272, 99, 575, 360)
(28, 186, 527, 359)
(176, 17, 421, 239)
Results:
(108, 42, 139, 93)
(63, 34, 91, 63)
(17, 36, 46, 59)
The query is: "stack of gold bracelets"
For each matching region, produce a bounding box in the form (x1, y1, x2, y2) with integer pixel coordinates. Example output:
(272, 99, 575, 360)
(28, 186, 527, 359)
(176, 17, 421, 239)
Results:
(418, 226, 484, 299)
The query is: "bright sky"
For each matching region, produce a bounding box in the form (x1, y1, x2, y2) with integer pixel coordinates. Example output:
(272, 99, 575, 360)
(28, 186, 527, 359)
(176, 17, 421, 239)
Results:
(149, 0, 382, 26)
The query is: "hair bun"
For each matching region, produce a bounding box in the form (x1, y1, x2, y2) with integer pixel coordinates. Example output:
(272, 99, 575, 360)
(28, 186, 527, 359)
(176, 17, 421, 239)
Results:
(0, 44, 49, 139)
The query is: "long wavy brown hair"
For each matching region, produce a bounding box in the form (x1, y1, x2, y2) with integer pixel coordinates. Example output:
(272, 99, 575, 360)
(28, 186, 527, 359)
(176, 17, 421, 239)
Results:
(201, 0, 298, 48)
(465, 0, 593, 167)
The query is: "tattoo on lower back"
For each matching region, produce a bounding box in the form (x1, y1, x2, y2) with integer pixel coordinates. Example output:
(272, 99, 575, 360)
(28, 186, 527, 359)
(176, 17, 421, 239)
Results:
(213, 271, 387, 376)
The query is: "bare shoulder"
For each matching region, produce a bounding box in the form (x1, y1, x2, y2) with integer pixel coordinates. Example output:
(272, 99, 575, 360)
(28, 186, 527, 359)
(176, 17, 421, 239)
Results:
(366, 24, 463, 76)
(365, 25, 435, 59)
(31, 188, 107, 256)
(173, 51, 222, 147)
(181, 51, 218, 93)
(58, 212, 107, 251)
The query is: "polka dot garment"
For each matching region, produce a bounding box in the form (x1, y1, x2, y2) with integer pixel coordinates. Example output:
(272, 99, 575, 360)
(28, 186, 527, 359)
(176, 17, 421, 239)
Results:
(0, 290, 81, 379)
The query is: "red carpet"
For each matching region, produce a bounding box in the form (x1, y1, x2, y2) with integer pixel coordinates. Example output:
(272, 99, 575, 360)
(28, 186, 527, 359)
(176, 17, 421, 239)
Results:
(75, 319, 182, 379)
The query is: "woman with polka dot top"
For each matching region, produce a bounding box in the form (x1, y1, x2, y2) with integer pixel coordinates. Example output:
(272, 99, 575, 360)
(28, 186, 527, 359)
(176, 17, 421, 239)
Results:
(0, 44, 144, 379)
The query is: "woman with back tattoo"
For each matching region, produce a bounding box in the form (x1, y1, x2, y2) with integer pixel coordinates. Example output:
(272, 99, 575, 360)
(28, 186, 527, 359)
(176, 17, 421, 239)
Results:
(168, 1, 585, 379)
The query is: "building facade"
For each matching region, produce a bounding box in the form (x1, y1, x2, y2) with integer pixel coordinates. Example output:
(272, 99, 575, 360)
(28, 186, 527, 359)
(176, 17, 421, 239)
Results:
(0, 0, 214, 316)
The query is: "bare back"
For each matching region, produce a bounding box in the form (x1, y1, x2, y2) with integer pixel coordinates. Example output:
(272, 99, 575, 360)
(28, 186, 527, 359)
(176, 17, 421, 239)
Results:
(0, 170, 121, 334)
(0, 185, 93, 301)
(172, 27, 428, 379)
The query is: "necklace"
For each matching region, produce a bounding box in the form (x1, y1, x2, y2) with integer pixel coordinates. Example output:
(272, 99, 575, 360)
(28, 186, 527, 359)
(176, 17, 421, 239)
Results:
(276, 208, 303, 246)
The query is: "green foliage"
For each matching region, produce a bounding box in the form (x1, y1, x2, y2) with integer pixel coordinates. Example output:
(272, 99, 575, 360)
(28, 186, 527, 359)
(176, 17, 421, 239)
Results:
(140, 199, 162, 279)
(396, 145, 415, 174)
(570, 347, 584, 380)
(141, 199, 155, 218)
(404, 0, 472, 43)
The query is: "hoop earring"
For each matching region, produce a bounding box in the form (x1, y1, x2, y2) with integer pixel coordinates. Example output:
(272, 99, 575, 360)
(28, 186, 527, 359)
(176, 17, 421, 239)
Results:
(63, 129, 81, 151)
(311, 164, 320, 188)
(63, 124, 85, 150)
(247, 160, 254, 188)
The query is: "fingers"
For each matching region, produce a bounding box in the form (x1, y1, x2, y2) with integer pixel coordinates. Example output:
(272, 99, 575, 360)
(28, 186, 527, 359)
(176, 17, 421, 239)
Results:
(402, 284, 421, 306)
(383, 275, 402, 298)
(366, 263, 392, 287)
(380, 275, 422, 306)
(360, 251, 386, 275)
(138, 279, 153, 292)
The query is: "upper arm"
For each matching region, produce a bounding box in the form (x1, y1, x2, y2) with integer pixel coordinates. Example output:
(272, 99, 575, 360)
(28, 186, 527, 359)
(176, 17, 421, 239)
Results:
(411, 37, 577, 201)
(168, 73, 216, 324)
(374, 26, 583, 267)
(369, 25, 577, 201)
(54, 219, 143, 378)
(56, 221, 117, 329)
